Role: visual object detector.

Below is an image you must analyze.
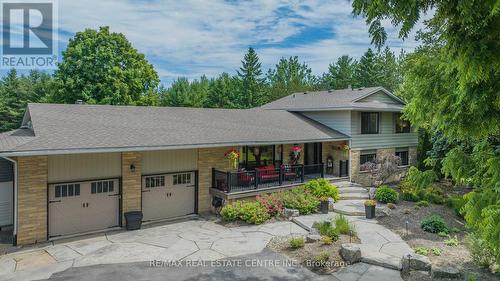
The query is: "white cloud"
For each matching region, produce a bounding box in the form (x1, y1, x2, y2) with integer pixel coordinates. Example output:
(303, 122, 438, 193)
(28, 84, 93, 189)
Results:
(53, 0, 428, 83)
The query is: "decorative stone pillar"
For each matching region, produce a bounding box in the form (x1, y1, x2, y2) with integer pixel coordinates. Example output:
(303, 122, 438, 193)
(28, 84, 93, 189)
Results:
(121, 152, 142, 221)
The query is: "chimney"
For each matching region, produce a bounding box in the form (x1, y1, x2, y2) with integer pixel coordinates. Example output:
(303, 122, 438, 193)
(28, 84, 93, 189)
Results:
(75, 100, 84, 105)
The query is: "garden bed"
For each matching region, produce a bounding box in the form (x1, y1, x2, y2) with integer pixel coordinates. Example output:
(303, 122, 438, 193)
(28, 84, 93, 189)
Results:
(268, 234, 359, 274)
(377, 185, 497, 281)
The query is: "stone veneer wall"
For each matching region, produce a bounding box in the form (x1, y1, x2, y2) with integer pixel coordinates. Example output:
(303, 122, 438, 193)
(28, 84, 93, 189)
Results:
(121, 152, 142, 222)
(409, 146, 417, 166)
(321, 141, 349, 176)
(16, 156, 48, 245)
(198, 147, 232, 213)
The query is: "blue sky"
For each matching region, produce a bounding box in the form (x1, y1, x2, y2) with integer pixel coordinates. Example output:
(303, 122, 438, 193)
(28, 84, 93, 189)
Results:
(1, 0, 428, 86)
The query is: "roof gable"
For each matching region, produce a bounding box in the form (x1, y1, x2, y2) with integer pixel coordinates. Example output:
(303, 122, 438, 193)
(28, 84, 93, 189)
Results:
(353, 90, 405, 105)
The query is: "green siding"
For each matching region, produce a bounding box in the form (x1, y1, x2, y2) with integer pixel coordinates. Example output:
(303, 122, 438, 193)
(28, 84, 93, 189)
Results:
(302, 111, 351, 135)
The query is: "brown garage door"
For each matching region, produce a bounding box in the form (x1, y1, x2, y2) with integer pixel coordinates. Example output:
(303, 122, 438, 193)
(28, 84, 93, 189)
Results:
(48, 179, 120, 237)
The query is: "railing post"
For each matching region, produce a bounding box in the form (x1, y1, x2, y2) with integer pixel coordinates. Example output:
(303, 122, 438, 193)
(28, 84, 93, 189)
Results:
(254, 170, 259, 189)
(321, 163, 325, 178)
(212, 168, 215, 188)
(301, 164, 305, 183)
(226, 171, 231, 193)
(279, 166, 283, 186)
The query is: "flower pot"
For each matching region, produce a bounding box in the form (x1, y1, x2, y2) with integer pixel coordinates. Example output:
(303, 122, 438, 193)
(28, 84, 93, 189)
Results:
(320, 201, 329, 214)
(365, 205, 375, 219)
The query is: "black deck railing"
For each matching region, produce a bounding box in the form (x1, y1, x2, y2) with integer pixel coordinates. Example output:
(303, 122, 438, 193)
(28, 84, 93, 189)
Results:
(212, 163, 325, 193)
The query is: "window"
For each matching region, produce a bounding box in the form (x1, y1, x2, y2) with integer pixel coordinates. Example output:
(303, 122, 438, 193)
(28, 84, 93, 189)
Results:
(91, 180, 115, 194)
(55, 183, 80, 198)
(396, 149, 409, 166)
(145, 176, 165, 188)
(173, 173, 192, 185)
(239, 145, 275, 168)
(361, 112, 379, 134)
(360, 153, 377, 165)
(395, 113, 411, 133)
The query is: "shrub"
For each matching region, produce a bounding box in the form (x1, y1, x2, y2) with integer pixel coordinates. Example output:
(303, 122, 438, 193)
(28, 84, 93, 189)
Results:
(313, 252, 330, 267)
(304, 178, 340, 202)
(416, 200, 430, 207)
(375, 186, 399, 203)
(414, 247, 429, 256)
(256, 193, 283, 216)
(421, 215, 449, 234)
(431, 247, 442, 256)
(387, 203, 396, 209)
(334, 214, 356, 235)
(289, 237, 305, 249)
(364, 199, 376, 206)
(444, 235, 459, 246)
(239, 201, 270, 224)
(437, 231, 449, 237)
(424, 192, 446, 204)
(446, 196, 467, 217)
(402, 191, 420, 202)
(467, 234, 497, 269)
(281, 187, 319, 215)
(321, 235, 333, 245)
(451, 227, 460, 233)
(220, 201, 242, 221)
(315, 221, 339, 241)
(405, 166, 437, 190)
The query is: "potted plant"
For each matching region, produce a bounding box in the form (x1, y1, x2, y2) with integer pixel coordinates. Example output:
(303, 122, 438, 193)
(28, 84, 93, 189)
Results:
(289, 146, 302, 165)
(319, 196, 329, 214)
(364, 200, 376, 219)
(224, 149, 240, 169)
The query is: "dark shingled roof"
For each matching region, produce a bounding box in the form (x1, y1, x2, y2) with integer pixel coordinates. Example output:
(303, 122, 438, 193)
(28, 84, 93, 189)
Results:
(0, 103, 349, 156)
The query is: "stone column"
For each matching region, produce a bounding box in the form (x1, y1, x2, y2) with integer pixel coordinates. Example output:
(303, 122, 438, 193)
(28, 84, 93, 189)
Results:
(350, 150, 360, 183)
(121, 152, 142, 221)
(17, 156, 48, 245)
(409, 146, 418, 166)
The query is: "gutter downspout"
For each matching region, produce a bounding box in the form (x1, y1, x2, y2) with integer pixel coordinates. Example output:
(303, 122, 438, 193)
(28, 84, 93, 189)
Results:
(3, 157, 17, 246)
(348, 139, 352, 182)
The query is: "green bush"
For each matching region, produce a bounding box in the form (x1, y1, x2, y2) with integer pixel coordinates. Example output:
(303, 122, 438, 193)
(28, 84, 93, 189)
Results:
(424, 192, 446, 204)
(414, 247, 429, 256)
(416, 200, 430, 207)
(281, 187, 319, 215)
(431, 247, 442, 256)
(467, 234, 497, 269)
(321, 236, 333, 245)
(421, 215, 449, 233)
(375, 186, 399, 203)
(405, 166, 437, 189)
(334, 214, 355, 235)
(313, 252, 330, 267)
(444, 235, 459, 246)
(446, 196, 467, 217)
(402, 191, 420, 202)
(289, 237, 305, 249)
(304, 178, 340, 202)
(314, 221, 339, 241)
(220, 201, 270, 224)
(239, 201, 270, 224)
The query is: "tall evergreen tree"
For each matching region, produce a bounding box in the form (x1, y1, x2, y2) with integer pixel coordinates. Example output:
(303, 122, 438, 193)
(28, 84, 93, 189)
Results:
(237, 47, 265, 108)
(323, 55, 357, 90)
(379, 47, 402, 92)
(353, 48, 383, 88)
(206, 73, 240, 108)
(266, 56, 319, 100)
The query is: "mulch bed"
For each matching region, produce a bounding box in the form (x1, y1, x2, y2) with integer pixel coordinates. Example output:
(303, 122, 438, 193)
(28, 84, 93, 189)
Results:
(377, 184, 497, 281)
(268, 234, 360, 274)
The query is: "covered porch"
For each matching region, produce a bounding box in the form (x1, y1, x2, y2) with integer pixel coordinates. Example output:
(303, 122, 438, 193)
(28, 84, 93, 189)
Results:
(209, 141, 350, 196)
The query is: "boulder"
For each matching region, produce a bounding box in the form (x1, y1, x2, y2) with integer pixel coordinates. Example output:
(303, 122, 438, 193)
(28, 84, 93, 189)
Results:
(401, 253, 432, 272)
(340, 243, 361, 263)
(431, 266, 461, 279)
(407, 270, 431, 281)
(375, 206, 390, 217)
(283, 208, 299, 218)
(306, 234, 321, 243)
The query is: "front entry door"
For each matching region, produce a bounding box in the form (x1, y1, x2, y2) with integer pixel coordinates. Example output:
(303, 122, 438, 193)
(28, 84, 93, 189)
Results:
(142, 172, 195, 221)
(305, 142, 322, 165)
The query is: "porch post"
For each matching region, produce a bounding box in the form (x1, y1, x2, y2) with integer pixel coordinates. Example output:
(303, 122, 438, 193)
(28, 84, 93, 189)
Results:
(301, 164, 305, 183)
(321, 163, 325, 178)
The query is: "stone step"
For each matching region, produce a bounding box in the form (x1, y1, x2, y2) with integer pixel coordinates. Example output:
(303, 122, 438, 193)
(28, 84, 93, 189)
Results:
(332, 181, 362, 188)
(340, 192, 369, 200)
(361, 252, 402, 270)
(332, 200, 366, 216)
(337, 187, 369, 194)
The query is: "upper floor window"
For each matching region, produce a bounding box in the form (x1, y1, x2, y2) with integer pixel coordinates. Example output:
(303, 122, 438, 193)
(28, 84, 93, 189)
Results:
(361, 112, 379, 134)
(395, 113, 411, 133)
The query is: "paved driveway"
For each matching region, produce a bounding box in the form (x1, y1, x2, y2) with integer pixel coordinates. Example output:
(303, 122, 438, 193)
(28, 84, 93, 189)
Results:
(0, 218, 308, 281)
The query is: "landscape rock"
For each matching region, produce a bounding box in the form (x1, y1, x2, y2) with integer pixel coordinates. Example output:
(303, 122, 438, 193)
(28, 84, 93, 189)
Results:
(368, 187, 376, 199)
(401, 253, 432, 272)
(283, 208, 299, 218)
(431, 266, 461, 279)
(306, 234, 321, 243)
(340, 243, 361, 263)
(376, 206, 390, 217)
(406, 270, 431, 281)
(328, 198, 335, 211)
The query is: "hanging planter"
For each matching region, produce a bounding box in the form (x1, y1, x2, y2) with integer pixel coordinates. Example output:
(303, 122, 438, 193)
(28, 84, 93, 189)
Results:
(341, 144, 350, 159)
(289, 146, 302, 165)
(224, 149, 240, 169)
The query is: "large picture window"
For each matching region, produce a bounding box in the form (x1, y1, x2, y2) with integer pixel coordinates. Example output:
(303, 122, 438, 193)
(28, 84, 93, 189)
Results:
(361, 112, 379, 134)
(239, 145, 275, 168)
(395, 113, 411, 133)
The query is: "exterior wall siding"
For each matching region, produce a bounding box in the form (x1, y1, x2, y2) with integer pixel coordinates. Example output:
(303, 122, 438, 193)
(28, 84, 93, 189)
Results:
(17, 156, 48, 245)
(121, 152, 142, 222)
(302, 111, 351, 135)
(142, 149, 197, 175)
(48, 153, 121, 183)
(355, 91, 401, 104)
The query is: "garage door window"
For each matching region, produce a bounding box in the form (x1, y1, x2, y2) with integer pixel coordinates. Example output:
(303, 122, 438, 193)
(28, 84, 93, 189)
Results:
(91, 180, 115, 194)
(55, 184, 80, 198)
(173, 173, 191, 185)
(145, 176, 165, 188)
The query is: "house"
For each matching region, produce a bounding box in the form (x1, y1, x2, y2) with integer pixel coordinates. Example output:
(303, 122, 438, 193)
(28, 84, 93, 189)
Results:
(0, 86, 417, 246)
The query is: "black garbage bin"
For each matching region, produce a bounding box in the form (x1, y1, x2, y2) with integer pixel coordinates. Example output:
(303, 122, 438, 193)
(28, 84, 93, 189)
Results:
(124, 211, 143, 230)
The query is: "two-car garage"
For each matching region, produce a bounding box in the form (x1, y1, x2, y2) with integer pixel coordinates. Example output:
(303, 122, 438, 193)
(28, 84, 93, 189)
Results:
(47, 150, 198, 238)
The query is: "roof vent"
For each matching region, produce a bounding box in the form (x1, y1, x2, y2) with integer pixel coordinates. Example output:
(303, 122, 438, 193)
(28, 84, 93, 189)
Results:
(75, 99, 84, 105)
